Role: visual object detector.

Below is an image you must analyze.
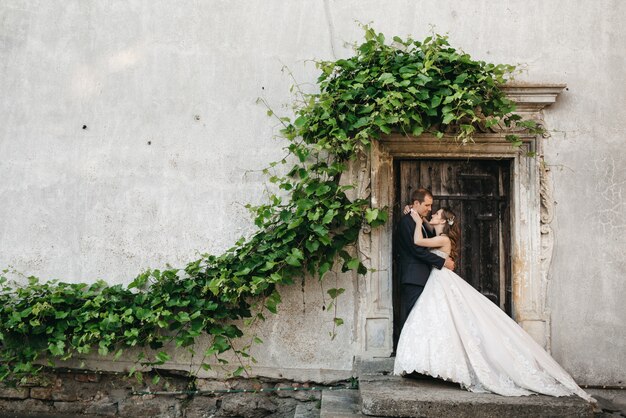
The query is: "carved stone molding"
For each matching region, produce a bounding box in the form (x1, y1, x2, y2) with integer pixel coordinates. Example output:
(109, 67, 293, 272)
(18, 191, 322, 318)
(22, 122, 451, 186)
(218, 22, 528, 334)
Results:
(538, 159, 556, 350)
(501, 84, 567, 113)
(356, 150, 372, 267)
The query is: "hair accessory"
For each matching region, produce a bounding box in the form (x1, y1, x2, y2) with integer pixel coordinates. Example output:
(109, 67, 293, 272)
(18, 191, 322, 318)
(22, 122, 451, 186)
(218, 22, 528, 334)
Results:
(447, 216, 455, 226)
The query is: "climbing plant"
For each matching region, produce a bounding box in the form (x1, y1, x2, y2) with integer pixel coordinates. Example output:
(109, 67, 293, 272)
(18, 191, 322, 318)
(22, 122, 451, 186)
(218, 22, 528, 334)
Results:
(0, 26, 541, 382)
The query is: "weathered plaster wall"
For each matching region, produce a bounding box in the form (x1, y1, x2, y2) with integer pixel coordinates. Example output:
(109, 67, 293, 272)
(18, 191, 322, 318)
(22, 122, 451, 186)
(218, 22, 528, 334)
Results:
(1, 1, 624, 384)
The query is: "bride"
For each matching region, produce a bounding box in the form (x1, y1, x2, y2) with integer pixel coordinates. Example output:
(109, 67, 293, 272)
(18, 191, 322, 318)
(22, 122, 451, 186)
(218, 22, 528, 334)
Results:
(393, 207, 593, 402)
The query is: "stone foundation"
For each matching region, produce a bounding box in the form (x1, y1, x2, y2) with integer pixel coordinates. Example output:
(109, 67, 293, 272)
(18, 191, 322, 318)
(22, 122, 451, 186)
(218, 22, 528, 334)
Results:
(0, 370, 324, 417)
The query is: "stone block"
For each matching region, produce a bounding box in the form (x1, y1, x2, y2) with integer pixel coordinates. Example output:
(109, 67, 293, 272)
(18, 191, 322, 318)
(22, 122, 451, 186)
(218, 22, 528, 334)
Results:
(0, 398, 52, 414)
(195, 379, 229, 392)
(73, 372, 102, 383)
(56, 375, 102, 401)
(109, 388, 130, 402)
(359, 375, 594, 418)
(227, 378, 268, 391)
(295, 402, 321, 418)
(272, 397, 304, 417)
(587, 389, 626, 416)
(355, 357, 394, 377)
(118, 396, 181, 417)
(54, 401, 88, 414)
(182, 396, 218, 418)
(17, 373, 55, 387)
(52, 390, 80, 402)
(31, 381, 85, 402)
(320, 390, 363, 418)
(84, 400, 119, 416)
(220, 393, 278, 417)
(29, 376, 64, 400)
(0, 386, 30, 399)
(30, 387, 54, 400)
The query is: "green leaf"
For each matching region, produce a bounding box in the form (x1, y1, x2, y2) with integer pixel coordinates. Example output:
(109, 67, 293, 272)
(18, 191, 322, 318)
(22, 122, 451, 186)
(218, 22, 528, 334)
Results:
(305, 239, 320, 253)
(442, 112, 455, 124)
(156, 351, 171, 363)
(48, 340, 65, 356)
(285, 248, 304, 267)
(98, 341, 109, 356)
(327, 288, 345, 299)
(431, 95, 443, 108)
(322, 209, 335, 224)
(311, 224, 328, 237)
(319, 262, 332, 278)
(411, 126, 424, 136)
(365, 208, 379, 224)
(265, 290, 282, 314)
(346, 258, 360, 271)
(379, 72, 395, 85)
(294, 115, 308, 128)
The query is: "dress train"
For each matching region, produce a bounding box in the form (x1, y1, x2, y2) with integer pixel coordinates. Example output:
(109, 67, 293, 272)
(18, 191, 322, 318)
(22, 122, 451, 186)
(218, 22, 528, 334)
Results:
(393, 250, 592, 402)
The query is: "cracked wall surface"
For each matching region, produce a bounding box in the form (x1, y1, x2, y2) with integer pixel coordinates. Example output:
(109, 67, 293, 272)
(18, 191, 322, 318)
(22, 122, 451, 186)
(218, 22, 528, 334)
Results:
(1, 0, 625, 385)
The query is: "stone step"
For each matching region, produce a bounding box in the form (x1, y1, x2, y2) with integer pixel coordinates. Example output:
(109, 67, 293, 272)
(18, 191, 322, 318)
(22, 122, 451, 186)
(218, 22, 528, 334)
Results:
(359, 374, 595, 418)
(355, 356, 395, 378)
(319, 389, 370, 418)
(294, 402, 321, 418)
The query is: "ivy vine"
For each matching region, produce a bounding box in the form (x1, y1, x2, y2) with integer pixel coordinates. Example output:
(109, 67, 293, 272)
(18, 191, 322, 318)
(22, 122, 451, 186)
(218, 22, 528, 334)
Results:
(0, 26, 540, 382)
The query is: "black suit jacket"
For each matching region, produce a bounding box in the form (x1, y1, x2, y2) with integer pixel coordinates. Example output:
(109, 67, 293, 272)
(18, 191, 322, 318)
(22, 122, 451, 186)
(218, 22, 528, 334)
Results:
(395, 213, 446, 286)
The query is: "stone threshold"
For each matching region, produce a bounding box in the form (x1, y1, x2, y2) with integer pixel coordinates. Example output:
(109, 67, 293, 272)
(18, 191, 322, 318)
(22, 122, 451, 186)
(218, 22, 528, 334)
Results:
(319, 358, 598, 418)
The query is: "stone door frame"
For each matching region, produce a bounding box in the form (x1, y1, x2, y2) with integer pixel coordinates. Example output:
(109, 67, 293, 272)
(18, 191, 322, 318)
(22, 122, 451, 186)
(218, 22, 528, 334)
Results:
(356, 84, 566, 359)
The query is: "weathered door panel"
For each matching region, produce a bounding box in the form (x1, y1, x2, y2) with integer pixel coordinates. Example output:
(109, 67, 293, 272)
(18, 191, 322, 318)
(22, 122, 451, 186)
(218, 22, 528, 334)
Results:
(393, 159, 511, 347)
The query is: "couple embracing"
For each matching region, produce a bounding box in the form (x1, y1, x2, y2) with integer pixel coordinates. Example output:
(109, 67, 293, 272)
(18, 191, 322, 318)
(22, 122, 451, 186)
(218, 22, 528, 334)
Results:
(393, 188, 592, 401)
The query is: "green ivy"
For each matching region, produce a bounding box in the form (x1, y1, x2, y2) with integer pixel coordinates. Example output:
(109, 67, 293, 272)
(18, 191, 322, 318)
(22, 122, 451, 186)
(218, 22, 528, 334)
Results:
(0, 26, 539, 382)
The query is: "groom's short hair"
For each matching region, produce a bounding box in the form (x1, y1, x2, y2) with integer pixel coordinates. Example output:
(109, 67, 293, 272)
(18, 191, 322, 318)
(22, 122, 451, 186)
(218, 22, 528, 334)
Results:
(411, 188, 433, 204)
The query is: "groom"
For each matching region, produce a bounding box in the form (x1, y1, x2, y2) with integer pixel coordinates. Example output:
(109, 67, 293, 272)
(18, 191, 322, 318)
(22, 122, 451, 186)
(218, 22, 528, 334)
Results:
(395, 188, 455, 332)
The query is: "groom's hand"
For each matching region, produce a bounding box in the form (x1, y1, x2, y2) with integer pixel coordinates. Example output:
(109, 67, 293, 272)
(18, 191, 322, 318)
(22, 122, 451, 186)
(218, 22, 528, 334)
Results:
(444, 258, 455, 271)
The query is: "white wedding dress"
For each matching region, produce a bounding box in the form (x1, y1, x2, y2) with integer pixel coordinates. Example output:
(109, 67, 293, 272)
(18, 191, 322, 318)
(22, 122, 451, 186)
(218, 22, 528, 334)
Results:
(394, 249, 592, 402)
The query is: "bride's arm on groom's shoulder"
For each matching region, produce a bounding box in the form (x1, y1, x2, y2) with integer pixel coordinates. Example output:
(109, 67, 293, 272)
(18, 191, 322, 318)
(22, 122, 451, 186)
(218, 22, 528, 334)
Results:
(414, 233, 449, 249)
(411, 211, 448, 248)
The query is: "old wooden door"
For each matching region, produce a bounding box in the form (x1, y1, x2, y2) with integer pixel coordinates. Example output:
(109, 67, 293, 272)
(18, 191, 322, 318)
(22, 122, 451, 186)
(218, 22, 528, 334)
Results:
(393, 159, 512, 347)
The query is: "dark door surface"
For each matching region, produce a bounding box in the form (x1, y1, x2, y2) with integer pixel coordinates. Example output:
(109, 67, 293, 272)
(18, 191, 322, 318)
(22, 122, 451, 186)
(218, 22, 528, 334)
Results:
(393, 159, 512, 347)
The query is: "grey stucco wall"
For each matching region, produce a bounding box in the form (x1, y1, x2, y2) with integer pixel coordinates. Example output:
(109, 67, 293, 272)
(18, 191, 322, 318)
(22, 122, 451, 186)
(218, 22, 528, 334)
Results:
(1, 1, 625, 385)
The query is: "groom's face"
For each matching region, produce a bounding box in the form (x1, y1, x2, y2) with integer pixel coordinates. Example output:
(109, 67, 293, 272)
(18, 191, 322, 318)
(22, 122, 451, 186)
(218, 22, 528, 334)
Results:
(412, 195, 433, 218)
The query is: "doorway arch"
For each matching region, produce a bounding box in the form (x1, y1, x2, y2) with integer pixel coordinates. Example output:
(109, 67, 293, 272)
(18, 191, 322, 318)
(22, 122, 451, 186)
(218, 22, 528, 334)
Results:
(355, 84, 565, 359)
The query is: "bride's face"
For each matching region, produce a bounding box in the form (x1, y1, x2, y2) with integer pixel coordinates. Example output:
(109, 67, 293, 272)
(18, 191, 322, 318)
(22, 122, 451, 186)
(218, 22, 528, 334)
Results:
(430, 209, 445, 225)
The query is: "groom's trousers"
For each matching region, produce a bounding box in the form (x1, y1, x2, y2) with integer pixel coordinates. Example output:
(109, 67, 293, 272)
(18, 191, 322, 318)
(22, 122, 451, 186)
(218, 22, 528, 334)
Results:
(399, 283, 425, 333)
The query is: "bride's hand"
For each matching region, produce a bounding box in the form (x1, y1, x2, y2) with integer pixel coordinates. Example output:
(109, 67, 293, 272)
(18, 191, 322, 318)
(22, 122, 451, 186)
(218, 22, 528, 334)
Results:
(402, 205, 411, 215)
(410, 209, 422, 224)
